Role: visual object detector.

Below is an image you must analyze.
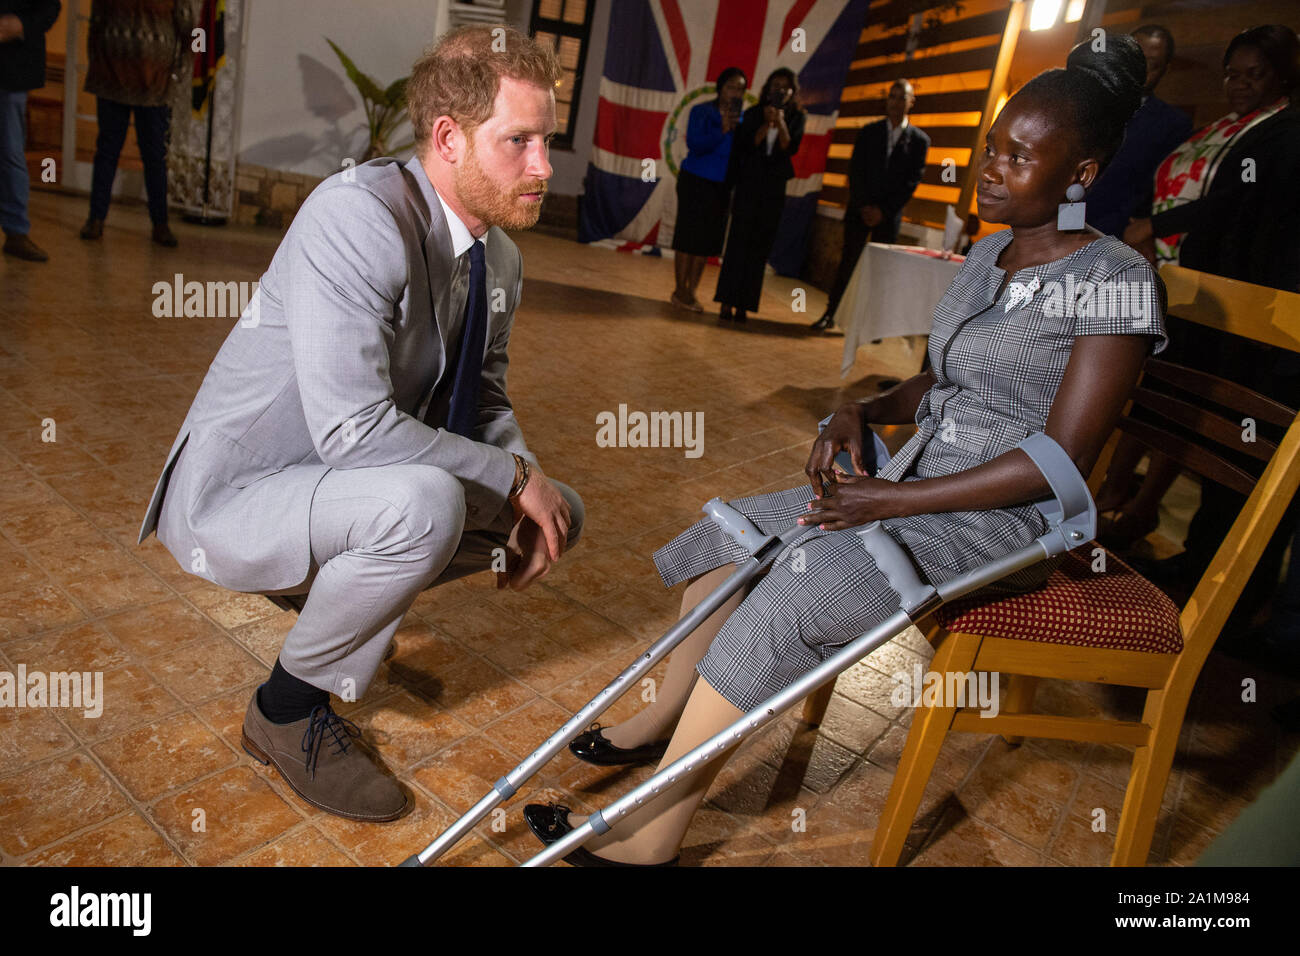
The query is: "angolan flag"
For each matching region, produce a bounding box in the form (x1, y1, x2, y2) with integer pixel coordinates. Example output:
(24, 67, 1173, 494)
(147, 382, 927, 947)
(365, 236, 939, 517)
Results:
(578, 0, 870, 275)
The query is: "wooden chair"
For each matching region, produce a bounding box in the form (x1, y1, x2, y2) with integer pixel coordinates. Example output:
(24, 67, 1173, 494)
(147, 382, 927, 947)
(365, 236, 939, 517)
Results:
(801, 264, 1300, 866)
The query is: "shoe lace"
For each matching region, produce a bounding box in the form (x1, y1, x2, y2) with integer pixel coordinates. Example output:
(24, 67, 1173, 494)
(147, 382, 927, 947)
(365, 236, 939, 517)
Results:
(300, 704, 362, 779)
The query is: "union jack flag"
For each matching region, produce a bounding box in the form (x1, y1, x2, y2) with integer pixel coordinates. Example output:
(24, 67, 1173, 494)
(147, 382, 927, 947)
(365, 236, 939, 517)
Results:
(578, 0, 870, 275)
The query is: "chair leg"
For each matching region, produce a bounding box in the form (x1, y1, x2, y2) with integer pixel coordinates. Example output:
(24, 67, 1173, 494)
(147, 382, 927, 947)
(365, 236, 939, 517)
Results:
(1111, 685, 1187, 866)
(999, 674, 1039, 746)
(870, 629, 982, 866)
(802, 679, 837, 726)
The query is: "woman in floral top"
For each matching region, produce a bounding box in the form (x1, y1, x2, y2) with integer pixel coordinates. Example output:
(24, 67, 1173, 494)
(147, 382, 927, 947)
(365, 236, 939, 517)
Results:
(1124, 24, 1300, 291)
(1098, 27, 1299, 608)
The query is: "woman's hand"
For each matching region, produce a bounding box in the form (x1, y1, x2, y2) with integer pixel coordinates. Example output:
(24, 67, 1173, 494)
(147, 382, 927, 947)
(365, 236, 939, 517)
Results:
(806, 403, 870, 495)
(799, 475, 897, 531)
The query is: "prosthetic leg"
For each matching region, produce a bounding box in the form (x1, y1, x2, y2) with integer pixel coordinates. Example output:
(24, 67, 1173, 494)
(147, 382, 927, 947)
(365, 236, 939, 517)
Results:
(399, 431, 1094, 867)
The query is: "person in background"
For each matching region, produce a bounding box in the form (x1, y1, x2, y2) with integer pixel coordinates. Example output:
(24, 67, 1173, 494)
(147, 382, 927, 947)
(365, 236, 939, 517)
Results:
(1085, 24, 1192, 237)
(713, 67, 804, 324)
(1098, 26, 1300, 608)
(0, 0, 60, 262)
(79, 0, 190, 246)
(811, 79, 929, 333)
(670, 67, 745, 313)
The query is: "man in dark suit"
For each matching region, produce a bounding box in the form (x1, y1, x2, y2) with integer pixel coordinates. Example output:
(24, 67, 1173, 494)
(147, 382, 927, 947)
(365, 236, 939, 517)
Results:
(812, 79, 928, 332)
(1085, 24, 1192, 237)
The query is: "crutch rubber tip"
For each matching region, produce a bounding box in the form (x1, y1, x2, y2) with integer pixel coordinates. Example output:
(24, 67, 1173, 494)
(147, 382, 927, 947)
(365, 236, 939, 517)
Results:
(397, 854, 424, 867)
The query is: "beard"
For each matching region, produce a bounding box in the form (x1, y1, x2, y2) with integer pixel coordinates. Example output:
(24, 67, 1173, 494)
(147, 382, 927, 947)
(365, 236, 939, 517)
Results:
(454, 135, 546, 231)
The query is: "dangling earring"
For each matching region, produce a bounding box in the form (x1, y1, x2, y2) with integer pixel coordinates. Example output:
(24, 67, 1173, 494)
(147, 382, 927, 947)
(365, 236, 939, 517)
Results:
(1057, 183, 1087, 231)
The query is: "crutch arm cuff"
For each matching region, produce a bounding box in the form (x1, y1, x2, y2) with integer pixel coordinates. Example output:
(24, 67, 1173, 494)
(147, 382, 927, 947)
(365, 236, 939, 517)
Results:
(1015, 432, 1097, 554)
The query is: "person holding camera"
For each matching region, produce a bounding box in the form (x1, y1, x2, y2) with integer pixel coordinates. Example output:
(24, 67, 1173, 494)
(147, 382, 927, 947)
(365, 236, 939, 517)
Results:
(670, 66, 746, 312)
(713, 67, 805, 323)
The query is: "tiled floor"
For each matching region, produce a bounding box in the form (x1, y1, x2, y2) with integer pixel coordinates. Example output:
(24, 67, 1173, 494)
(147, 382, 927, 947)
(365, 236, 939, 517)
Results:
(1, 189, 1297, 867)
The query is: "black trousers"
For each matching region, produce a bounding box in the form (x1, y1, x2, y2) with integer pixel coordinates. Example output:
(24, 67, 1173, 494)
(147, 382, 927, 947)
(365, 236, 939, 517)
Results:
(90, 98, 171, 224)
(714, 186, 785, 312)
(823, 209, 901, 319)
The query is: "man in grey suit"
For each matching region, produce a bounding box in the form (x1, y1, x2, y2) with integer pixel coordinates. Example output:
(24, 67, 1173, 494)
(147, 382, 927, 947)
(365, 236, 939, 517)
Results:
(137, 26, 582, 822)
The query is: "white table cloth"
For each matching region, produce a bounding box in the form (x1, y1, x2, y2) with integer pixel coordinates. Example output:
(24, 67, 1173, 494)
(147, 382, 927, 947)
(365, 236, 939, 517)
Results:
(836, 243, 965, 377)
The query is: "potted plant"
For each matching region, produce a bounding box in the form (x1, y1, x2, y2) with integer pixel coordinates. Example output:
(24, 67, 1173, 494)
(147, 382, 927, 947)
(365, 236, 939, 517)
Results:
(326, 38, 414, 161)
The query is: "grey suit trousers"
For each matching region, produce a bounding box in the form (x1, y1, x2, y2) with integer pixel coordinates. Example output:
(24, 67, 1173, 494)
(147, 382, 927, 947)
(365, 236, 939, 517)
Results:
(158, 454, 583, 700)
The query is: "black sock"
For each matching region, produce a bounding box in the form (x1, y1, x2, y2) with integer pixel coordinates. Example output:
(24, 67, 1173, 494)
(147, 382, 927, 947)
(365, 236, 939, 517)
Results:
(258, 658, 329, 724)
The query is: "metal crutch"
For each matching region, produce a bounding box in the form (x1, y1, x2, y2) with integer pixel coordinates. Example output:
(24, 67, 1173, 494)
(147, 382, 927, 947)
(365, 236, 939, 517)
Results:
(397, 500, 820, 866)
(521, 432, 1096, 866)
(396, 421, 887, 866)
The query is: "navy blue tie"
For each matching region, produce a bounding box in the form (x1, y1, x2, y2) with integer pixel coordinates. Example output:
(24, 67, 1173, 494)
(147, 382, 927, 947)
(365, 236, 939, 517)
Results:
(446, 240, 487, 437)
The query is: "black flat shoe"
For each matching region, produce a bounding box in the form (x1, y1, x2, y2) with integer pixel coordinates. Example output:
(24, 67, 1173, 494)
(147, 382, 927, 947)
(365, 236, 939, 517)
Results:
(523, 803, 678, 867)
(810, 313, 833, 331)
(719, 305, 734, 322)
(734, 309, 748, 323)
(569, 722, 670, 767)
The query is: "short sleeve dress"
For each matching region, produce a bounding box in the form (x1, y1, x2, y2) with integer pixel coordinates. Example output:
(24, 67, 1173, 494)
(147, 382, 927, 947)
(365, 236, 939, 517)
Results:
(651, 232, 1170, 711)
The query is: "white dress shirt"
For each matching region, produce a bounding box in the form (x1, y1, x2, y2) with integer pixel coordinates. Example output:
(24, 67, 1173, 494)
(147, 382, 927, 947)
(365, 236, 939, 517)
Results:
(886, 116, 909, 160)
(435, 188, 488, 260)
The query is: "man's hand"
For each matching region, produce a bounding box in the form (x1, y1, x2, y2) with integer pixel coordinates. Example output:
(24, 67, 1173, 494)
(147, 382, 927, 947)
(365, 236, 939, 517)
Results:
(509, 462, 570, 562)
(0, 15, 24, 42)
(806, 403, 871, 496)
(495, 516, 553, 591)
(861, 205, 884, 228)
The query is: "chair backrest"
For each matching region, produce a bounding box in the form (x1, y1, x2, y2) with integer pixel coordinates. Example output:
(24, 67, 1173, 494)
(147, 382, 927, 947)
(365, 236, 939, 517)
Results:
(1114, 267, 1297, 494)
(1134, 266, 1300, 657)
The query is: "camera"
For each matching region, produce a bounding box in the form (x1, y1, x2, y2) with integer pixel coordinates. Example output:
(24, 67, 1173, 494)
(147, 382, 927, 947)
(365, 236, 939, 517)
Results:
(761, 87, 791, 109)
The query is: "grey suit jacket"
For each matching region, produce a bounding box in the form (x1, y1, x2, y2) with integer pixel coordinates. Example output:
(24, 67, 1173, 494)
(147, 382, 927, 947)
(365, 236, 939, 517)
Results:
(136, 155, 537, 592)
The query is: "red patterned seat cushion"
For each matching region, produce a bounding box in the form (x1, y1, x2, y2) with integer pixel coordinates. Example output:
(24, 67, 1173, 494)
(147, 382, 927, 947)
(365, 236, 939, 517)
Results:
(933, 548, 1183, 654)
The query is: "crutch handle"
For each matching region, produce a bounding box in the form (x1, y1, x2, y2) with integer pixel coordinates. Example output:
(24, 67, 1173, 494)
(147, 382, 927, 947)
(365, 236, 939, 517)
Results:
(703, 498, 768, 554)
(855, 521, 936, 615)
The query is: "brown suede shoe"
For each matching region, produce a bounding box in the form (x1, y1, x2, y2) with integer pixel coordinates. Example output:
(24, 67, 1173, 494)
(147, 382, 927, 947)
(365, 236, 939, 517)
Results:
(241, 687, 408, 822)
(3, 232, 48, 261)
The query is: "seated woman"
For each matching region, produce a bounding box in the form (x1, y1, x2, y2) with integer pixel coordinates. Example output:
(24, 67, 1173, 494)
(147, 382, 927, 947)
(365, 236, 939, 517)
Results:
(527, 34, 1170, 866)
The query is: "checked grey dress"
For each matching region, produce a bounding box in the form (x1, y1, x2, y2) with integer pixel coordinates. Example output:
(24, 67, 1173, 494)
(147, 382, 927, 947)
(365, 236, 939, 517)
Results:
(653, 232, 1170, 710)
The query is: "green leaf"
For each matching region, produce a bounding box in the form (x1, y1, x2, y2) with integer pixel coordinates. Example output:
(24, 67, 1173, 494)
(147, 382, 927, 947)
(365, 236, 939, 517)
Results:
(326, 37, 385, 104)
(383, 76, 409, 109)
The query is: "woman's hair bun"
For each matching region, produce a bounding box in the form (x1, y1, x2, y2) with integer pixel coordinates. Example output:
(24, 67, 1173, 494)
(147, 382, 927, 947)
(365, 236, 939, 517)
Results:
(1065, 33, 1146, 127)
(1014, 31, 1147, 170)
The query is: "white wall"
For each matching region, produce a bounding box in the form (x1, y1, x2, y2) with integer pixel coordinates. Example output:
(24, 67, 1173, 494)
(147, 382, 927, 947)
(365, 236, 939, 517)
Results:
(236, 0, 608, 196)
(237, 0, 445, 177)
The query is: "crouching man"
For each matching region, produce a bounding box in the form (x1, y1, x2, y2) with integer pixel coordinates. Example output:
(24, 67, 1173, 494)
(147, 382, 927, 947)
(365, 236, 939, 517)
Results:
(136, 25, 582, 821)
